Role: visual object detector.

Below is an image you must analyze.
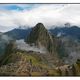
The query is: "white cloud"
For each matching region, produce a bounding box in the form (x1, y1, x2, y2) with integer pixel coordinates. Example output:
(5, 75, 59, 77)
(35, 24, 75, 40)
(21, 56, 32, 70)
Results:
(0, 4, 80, 32)
(16, 39, 47, 53)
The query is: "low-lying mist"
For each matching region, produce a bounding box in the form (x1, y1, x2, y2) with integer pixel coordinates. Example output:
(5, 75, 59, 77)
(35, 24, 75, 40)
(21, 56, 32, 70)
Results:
(1, 34, 12, 43)
(0, 34, 13, 54)
(16, 39, 47, 54)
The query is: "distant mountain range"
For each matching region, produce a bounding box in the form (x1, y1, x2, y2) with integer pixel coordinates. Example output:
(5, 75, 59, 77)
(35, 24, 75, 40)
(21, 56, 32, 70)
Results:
(49, 26, 80, 40)
(2, 25, 80, 41)
(4, 27, 31, 40)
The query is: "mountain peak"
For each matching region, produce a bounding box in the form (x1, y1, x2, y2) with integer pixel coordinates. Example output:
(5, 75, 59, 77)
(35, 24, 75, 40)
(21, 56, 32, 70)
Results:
(26, 23, 50, 47)
(33, 23, 46, 31)
(26, 23, 58, 54)
(35, 23, 45, 28)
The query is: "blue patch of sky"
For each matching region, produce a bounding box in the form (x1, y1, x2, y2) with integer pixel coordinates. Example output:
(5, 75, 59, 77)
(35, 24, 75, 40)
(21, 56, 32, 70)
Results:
(0, 4, 42, 11)
(4, 5, 23, 10)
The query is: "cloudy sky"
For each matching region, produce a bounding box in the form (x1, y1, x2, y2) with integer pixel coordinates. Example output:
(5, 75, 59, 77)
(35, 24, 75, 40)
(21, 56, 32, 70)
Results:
(0, 4, 80, 32)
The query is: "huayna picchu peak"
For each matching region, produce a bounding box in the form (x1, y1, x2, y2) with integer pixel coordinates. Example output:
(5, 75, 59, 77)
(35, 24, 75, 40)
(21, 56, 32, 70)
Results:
(26, 23, 65, 65)
(26, 23, 49, 45)
(26, 23, 60, 54)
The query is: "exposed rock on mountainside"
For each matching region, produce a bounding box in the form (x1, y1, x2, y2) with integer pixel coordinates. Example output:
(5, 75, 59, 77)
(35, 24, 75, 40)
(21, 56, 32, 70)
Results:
(26, 23, 55, 53)
(26, 23, 65, 66)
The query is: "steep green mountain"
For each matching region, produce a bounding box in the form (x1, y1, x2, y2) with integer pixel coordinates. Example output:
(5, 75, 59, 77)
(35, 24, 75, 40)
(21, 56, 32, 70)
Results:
(26, 23, 65, 64)
(26, 23, 55, 53)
